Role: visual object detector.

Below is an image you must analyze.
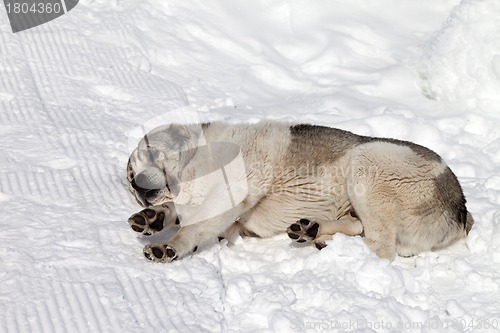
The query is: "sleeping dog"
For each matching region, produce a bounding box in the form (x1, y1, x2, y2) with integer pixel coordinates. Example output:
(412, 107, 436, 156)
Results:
(126, 121, 473, 262)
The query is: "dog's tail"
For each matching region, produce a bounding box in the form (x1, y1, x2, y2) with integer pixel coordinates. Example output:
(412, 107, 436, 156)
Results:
(465, 211, 474, 234)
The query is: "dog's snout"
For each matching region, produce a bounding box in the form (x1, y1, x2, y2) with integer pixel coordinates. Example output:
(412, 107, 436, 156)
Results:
(129, 167, 169, 207)
(131, 175, 148, 194)
(132, 171, 166, 193)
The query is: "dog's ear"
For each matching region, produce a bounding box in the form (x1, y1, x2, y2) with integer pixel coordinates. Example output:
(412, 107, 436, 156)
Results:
(166, 124, 193, 150)
(147, 124, 204, 170)
(165, 124, 202, 169)
(141, 124, 202, 152)
(178, 146, 197, 168)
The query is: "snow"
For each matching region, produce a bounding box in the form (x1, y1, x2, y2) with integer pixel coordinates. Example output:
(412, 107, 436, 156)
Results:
(1, 0, 500, 332)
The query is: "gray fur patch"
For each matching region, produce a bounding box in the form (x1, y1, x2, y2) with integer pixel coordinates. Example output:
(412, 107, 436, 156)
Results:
(288, 124, 366, 167)
(433, 167, 468, 229)
(289, 124, 442, 164)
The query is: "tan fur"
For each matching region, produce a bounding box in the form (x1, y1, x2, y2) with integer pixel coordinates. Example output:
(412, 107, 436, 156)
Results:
(127, 121, 473, 262)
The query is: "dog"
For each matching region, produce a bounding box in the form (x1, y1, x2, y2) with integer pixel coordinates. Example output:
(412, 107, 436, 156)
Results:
(126, 121, 474, 262)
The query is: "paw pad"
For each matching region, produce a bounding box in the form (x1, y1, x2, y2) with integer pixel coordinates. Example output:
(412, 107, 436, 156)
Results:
(143, 244, 178, 262)
(287, 218, 320, 243)
(128, 209, 165, 236)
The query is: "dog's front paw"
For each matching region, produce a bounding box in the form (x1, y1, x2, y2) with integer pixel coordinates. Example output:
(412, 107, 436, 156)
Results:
(128, 208, 168, 236)
(287, 218, 319, 243)
(143, 244, 178, 263)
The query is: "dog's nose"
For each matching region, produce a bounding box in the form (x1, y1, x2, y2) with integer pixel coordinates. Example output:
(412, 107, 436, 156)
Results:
(131, 175, 149, 195)
(132, 169, 167, 194)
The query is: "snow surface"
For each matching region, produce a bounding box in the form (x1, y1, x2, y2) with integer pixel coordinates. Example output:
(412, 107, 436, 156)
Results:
(1, 0, 500, 332)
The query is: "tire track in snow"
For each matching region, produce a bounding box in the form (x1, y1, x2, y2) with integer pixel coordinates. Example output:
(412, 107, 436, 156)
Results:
(70, 161, 125, 206)
(0, 151, 128, 212)
(115, 269, 170, 331)
(18, 26, 187, 109)
(33, 299, 56, 333)
(45, 107, 102, 132)
(0, 150, 125, 206)
(19, 30, 99, 106)
(39, 277, 112, 333)
(70, 282, 104, 332)
(6, 265, 126, 333)
(1, 305, 31, 333)
(112, 271, 144, 331)
(0, 27, 187, 208)
(0, 169, 74, 202)
(111, 266, 227, 332)
(89, 283, 124, 332)
(0, 6, 190, 333)
(50, 280, 80, 333)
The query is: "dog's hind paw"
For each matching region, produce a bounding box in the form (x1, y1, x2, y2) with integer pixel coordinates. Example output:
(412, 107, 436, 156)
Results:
(287, 218, 319, 243)
(143, 244, 178, 263)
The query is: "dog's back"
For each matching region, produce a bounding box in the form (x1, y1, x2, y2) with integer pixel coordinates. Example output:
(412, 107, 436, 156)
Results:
(209, 122, 473, 259)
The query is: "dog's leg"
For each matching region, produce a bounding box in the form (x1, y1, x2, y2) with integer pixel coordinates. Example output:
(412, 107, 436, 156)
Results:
(128, 202, 179, 236)
(347, 193, 398, 260)
(346, 146, 402, 260)
(362, 228, 397, 259)
(287, 214, 363, 247)
(143, 207, 244, 262)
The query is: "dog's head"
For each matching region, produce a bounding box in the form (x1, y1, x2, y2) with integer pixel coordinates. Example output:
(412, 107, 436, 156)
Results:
(127, 124, 202, 207)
